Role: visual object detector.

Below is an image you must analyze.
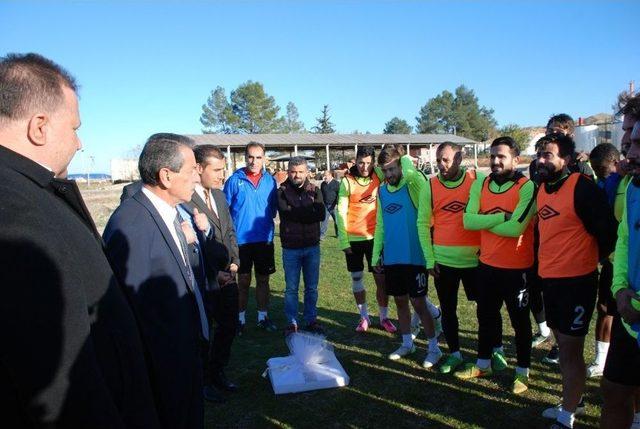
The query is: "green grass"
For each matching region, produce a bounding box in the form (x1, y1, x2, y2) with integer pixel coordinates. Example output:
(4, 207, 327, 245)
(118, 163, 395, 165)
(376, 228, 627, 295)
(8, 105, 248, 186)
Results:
(206, 224, 603, 429)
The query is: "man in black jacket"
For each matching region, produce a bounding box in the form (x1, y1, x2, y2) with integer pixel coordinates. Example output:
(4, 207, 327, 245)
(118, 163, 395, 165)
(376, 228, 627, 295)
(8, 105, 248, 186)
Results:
(278, 157, 326, 335)
(187, 144, 241, 402)
(0, 53, 158, 428)
(320, 169, 340, 239)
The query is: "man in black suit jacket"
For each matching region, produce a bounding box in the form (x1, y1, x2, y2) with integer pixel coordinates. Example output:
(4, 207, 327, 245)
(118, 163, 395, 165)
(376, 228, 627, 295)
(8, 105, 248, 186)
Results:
(0, 53, 159, 427)
(104, 134, 210, 429)
(186, 144, 241, 402)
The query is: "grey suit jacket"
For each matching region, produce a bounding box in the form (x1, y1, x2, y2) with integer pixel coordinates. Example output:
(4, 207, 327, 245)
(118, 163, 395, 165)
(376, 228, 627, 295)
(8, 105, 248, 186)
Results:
(186, 188, 240, 270)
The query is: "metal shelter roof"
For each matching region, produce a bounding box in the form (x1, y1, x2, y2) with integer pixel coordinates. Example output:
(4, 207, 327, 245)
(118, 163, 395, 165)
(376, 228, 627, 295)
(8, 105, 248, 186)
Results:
(187, 133, 479, 148)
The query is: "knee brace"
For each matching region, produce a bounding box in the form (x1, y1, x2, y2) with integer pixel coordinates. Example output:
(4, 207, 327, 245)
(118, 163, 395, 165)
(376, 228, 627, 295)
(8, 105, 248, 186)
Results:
(351, 271, 365, 293)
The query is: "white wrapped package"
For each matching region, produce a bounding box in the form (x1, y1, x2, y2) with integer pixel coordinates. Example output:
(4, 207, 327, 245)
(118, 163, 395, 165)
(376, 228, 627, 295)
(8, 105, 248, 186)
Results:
(264, 332, 350, 394)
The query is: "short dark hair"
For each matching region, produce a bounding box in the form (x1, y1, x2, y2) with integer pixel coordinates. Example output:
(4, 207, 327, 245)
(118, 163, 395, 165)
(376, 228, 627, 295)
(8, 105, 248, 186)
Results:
(589, 143, 620, 165)
(436, 142, 462, 154)
(536, 132, 576, 158)
(377, 146, 401, 165)
(491, 136, 520, 156)
(356, 146, 375, 161)
(0, 53, 78, 122)
(139, 133, 195, 186)
(546, 113, 575, 136)
(194, 144, 224, 165)
(288, 156, 307, 168)
(620, 96, 640, 120)
(383, 144, 406, 156)
(325, 169, 335, 177)
(245, 141, 265, 155)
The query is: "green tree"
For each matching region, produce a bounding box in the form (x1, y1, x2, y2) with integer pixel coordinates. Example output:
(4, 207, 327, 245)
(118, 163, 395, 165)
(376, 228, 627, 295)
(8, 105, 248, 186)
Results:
(312, 105, 335, 133)
(416, 85, 497, 141)
(281, 101, 306, 133)
(383, 117, 412, 134)
(200, 86, 235, 134)
(200, 81, 283, 134)
(499, 124, 530, 153)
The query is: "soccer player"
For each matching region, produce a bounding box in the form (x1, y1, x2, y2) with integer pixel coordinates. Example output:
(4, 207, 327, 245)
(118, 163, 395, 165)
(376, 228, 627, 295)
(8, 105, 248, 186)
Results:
(586, 143, 625, 378)
(530, 114, 595, 363)
(535, 133, 617, 429)
(372, 147, 442, 368)
(455, 137, 535, 395)
(417, 142, 483, 373)
(601, 104, 640, 429)
(336, 146, 396, 333)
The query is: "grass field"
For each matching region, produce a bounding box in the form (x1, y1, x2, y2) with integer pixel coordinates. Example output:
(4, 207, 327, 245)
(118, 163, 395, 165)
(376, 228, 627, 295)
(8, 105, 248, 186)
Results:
(83, 184, 603, 429)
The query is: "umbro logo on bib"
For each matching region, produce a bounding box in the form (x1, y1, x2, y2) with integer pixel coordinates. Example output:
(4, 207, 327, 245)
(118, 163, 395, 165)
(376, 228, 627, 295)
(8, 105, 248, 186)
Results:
(384, 203, 402, 214)
(359, 195, 376, 204)
(483, 207, 510, 215)
(442, 201, 466, 213)
(538, 205, 560, 220)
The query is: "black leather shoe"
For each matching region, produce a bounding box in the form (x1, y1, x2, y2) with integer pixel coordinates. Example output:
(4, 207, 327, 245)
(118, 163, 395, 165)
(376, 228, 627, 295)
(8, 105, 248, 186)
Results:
(212, 370, 237, 392)
(203, 385, 225, 403)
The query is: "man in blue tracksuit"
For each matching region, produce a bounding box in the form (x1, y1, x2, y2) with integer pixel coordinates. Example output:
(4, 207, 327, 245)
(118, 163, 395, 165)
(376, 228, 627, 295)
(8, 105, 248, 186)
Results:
(224, 142, 278, 334)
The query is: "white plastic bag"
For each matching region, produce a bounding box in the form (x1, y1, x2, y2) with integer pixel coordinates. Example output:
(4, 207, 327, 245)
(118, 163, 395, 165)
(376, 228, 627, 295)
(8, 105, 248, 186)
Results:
(264, 332, 350, 394)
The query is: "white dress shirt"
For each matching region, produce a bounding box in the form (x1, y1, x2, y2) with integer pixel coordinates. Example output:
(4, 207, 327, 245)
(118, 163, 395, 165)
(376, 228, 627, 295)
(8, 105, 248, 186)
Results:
(142, 187, 186, 262)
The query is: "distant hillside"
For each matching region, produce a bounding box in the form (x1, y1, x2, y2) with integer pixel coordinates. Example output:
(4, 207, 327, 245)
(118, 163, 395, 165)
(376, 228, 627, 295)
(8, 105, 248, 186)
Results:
(68, 173, 111, 181)
(583, 113, 615, 125)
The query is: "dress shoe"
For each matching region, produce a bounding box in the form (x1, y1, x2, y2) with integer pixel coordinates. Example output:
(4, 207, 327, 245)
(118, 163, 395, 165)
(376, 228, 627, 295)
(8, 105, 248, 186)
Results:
(212, 370, 237, 392)
(203, 385, 225, 403)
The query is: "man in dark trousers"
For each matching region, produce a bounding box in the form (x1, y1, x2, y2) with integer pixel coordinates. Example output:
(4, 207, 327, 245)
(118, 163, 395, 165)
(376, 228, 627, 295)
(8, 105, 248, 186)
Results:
(104, 133, 210, 429)
(187, 144, 241, 403)
(535, 133, 617, 429)
(278, 156, 326, 335)
(0, 53, 159, 428)
(320, 169, 340, 239)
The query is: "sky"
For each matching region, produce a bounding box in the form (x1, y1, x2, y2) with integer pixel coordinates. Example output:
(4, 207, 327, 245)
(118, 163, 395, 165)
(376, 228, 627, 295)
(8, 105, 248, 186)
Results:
(2, 0, 639, 174)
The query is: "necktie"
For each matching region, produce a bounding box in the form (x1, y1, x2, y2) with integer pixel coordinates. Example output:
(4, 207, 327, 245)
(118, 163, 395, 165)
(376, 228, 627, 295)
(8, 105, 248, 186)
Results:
(204, 189, 213, 211)
(173, 212, 210, 341)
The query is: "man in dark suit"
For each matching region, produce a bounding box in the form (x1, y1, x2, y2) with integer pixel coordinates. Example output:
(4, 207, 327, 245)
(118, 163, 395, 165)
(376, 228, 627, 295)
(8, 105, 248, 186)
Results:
(186, 144, 241, 402)
(120, 180, 142, 203)
(104, 133, 210, 429)
(0, 53, 159, 428)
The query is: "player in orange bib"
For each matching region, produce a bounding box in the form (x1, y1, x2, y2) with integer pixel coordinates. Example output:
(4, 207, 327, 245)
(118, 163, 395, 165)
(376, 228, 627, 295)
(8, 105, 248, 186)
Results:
(454, 137, 536, 395)
(417, 142, 484, 374)
(535, 133, 617, 429)
(336, 146, 396, 333)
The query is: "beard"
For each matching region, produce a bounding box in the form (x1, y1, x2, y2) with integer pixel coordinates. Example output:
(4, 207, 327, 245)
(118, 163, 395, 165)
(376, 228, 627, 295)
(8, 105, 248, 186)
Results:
(537, 165, 563, 183)
(490, 166, 513, 183)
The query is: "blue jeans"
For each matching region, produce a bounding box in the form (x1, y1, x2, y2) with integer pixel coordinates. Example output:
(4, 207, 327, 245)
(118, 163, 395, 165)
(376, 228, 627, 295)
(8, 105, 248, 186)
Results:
(283, 245, 320, 325)
(320, 207, 337, 238)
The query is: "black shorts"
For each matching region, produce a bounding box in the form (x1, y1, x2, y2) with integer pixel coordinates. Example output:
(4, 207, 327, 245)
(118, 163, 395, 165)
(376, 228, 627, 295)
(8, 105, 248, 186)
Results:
(384, 265, 428, 298)
(542, 271, 598, 337)
(603, 316, 640, 386)
(597, 260, 617, 316)
(238, 242, 276, 275)
(345, 240, 375, 273)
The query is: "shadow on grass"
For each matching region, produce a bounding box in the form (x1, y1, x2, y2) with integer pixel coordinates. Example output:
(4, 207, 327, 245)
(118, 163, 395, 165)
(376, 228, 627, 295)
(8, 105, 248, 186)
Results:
(204, 235, 601, 428)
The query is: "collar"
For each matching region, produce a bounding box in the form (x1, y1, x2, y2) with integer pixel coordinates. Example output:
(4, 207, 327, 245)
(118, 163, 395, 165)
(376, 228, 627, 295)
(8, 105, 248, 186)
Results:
(0, 145, 55, 188)
(543, 173, 571, 193)
(141, 187, 179, 226)
(195, 183, 208, 201)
